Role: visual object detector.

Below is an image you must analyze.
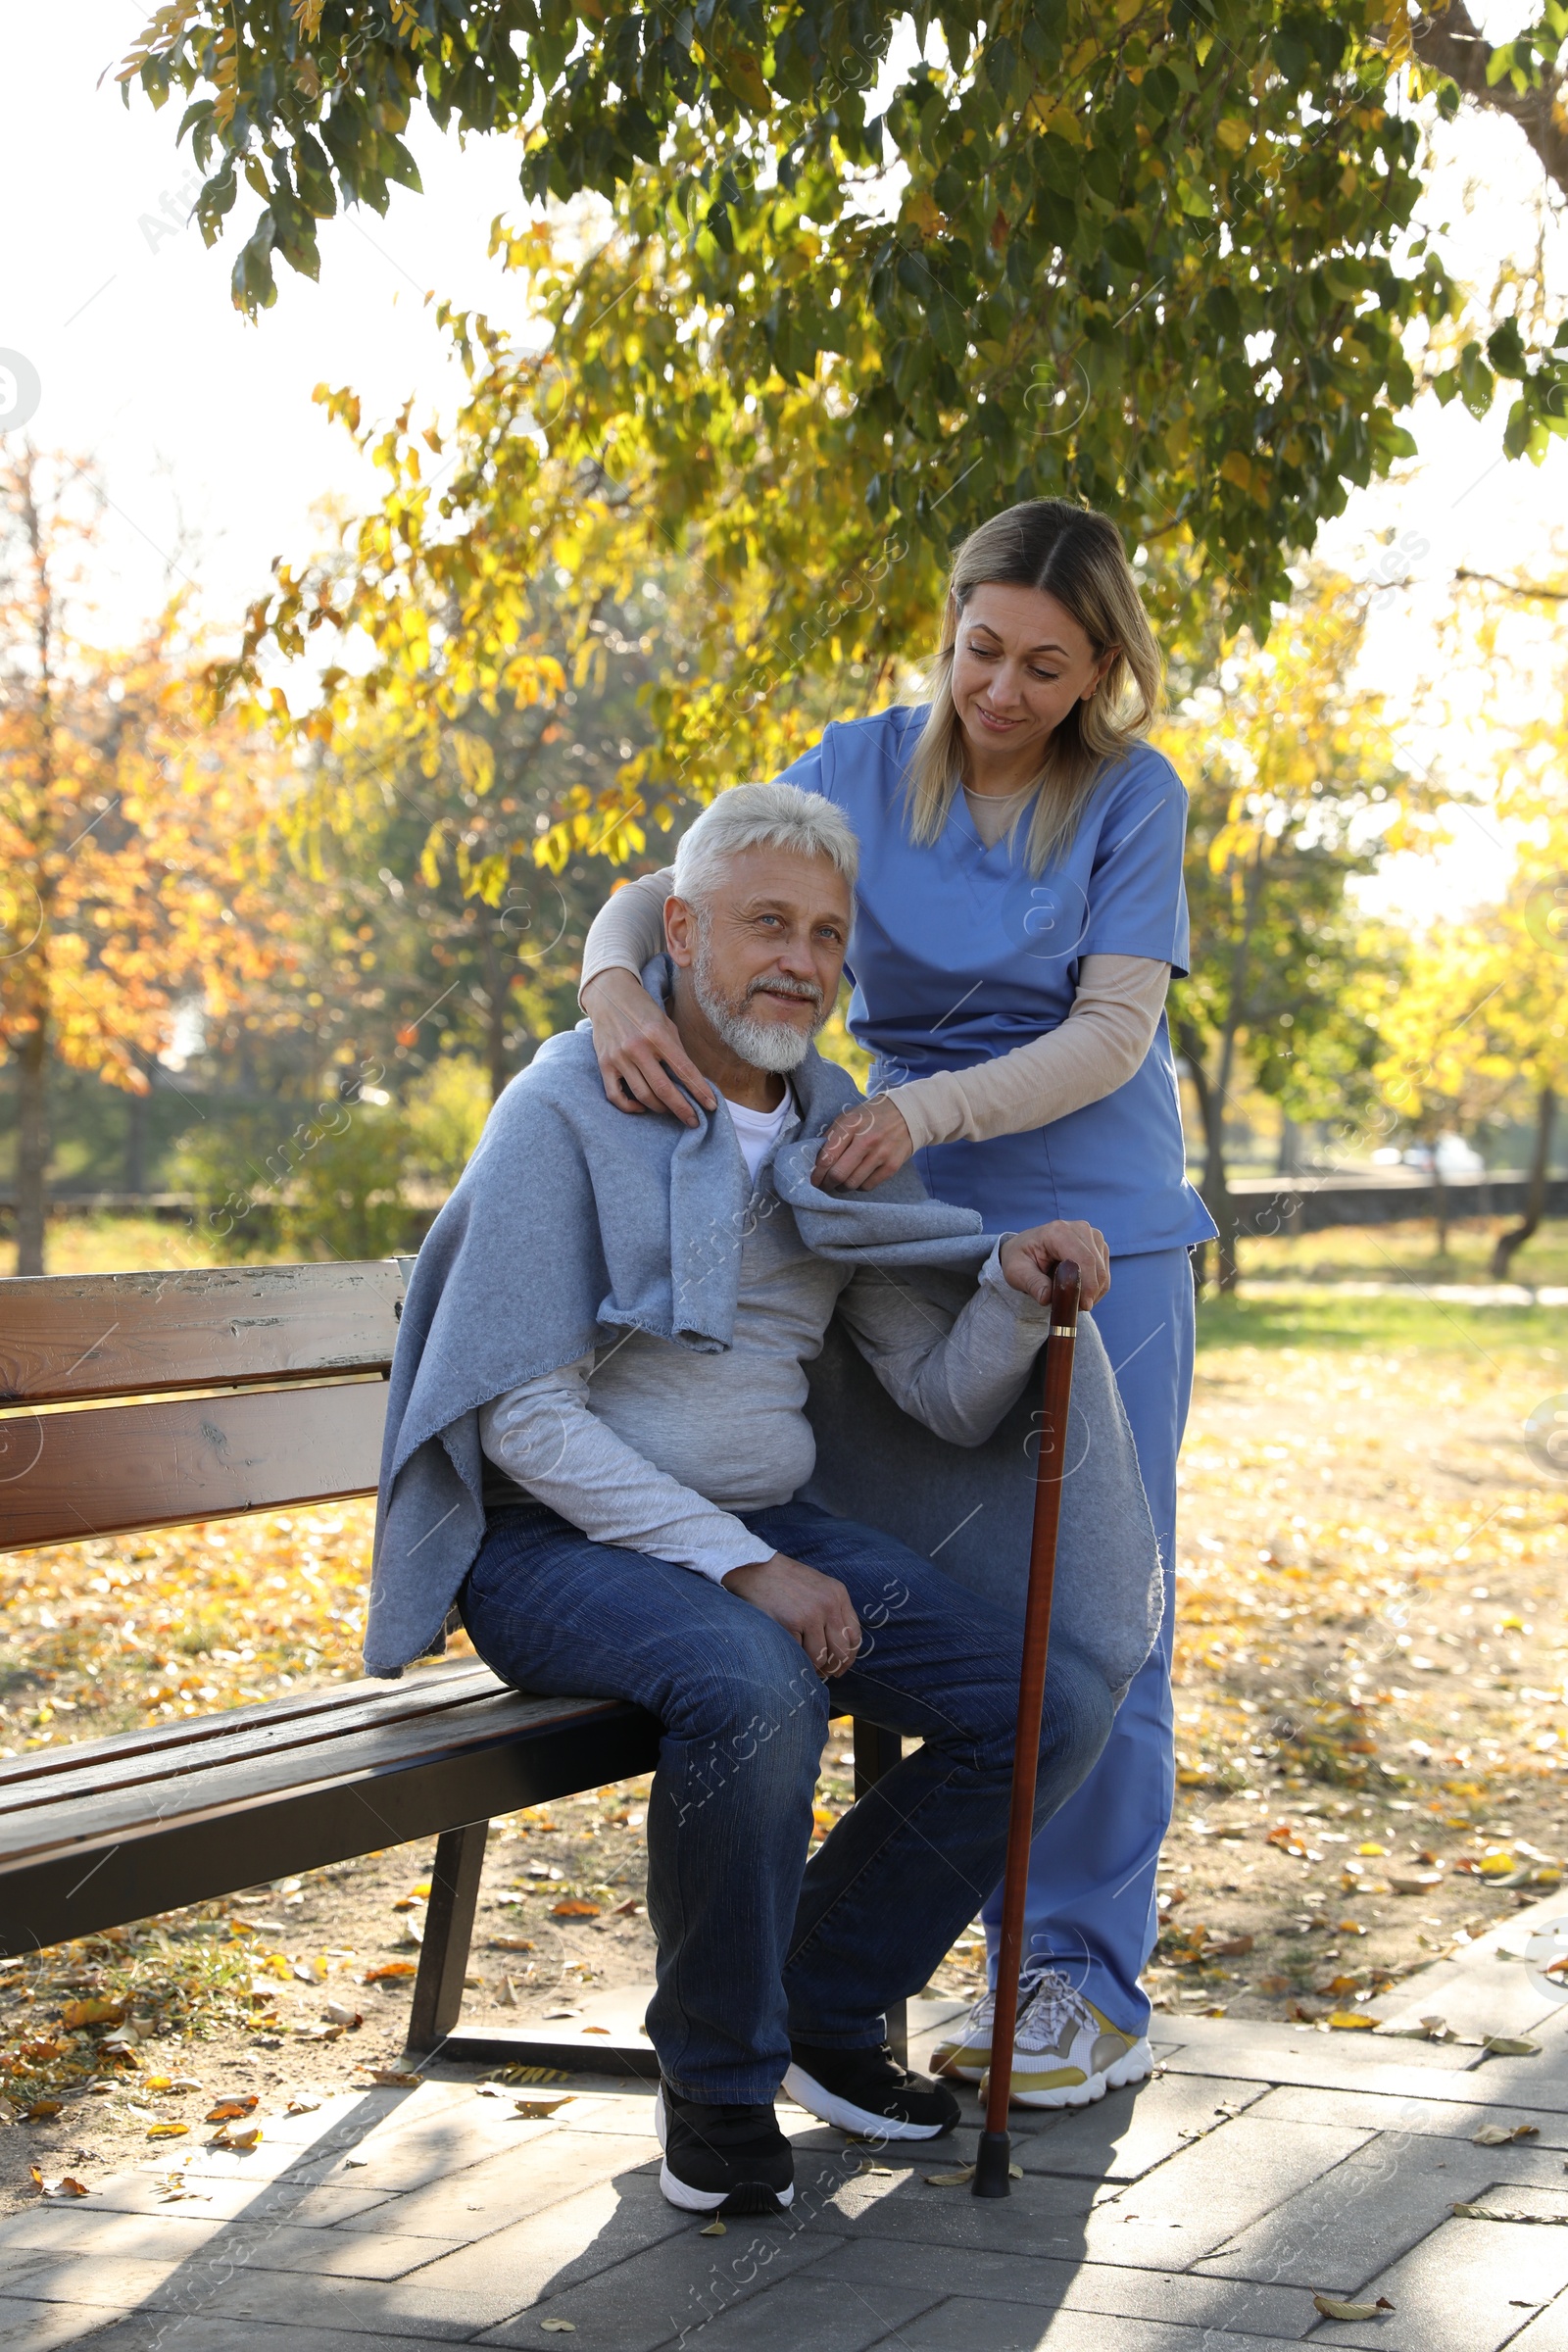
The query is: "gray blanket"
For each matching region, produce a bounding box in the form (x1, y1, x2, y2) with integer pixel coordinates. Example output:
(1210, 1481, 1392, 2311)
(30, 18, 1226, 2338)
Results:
(368, 1016, 1162, 1690)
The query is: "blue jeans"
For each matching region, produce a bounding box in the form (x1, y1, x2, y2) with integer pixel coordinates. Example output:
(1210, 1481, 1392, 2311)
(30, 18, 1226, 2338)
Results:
(461, 1495, 1112, 2104)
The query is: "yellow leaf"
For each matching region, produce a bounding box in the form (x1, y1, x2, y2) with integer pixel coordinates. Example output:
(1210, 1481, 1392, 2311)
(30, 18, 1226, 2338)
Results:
(1327, 2012, 1378, 2032)
(551, 1900, 601, 1919)
(540, 2323, 576, 2333)
(699, 2219, 727, 2236)
(147, 2124, 189, 2139)
(61, 1998, 125, 2029)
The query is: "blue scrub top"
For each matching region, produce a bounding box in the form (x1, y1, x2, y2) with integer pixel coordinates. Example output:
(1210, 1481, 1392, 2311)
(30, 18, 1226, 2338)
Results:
(780, 704, 1217, 1257)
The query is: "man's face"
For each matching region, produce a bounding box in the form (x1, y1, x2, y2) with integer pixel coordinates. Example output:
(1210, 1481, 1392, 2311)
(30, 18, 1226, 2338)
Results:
(665, 847, 852, 1073)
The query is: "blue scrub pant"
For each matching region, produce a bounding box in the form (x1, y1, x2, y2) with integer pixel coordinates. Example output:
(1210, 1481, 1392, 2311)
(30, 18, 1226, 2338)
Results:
(980, 1244, 1196, 2034)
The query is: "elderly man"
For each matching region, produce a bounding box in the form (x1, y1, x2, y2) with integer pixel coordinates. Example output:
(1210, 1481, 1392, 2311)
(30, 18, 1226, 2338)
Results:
(371, 783, 1157, 2219)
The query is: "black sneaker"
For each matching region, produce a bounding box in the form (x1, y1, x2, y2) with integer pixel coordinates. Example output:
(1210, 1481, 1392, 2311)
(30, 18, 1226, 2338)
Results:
(783, 2040, 961, 2140)
(655, 2079, 795, 2214)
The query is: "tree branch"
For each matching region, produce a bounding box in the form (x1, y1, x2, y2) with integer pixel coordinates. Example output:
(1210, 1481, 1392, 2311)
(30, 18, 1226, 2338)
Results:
(1454, 565, 1568, 601)
(1413, 1, 1568, 201)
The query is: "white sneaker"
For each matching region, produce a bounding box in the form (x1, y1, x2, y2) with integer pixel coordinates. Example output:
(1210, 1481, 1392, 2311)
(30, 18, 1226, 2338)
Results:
(932, 1967, 1152, 2110)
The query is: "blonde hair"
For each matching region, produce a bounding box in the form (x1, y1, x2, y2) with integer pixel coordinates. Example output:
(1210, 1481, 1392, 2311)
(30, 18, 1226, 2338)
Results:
(906, 499, 1163, 874)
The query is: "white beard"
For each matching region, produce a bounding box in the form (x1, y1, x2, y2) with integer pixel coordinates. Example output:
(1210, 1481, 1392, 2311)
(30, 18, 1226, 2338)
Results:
(692, 941, 823, 1073)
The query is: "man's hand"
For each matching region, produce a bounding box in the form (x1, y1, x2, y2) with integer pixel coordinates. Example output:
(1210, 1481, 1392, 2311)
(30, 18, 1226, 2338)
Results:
(811, 1094, 914, 1193)
(721, 1553, 862, 1679)
(1000, 1219, 1111, 1310)
(581, 968, 717, 1126)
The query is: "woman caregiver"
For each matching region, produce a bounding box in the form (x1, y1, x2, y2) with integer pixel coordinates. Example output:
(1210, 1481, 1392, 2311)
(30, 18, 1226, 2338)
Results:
(577, 498, 1217, 2110)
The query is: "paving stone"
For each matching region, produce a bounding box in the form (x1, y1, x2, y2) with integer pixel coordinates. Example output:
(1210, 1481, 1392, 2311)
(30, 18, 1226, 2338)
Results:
(1245, 2082, 1568, 2151)
(760, 2141, 1104, 2257)
(1302, 2195, 1568, 2352)
(1502, 2285, 1568, 2347)
(273, 2107, 559, 2192)
(66, 2171, 393, 2227)
(0, 2203, 465, 2280)
(806, 2239, 1319, 2336)
(650, 2274, 941, 2351)
(0, 2300, 135, 2350)
(69, 2322, 457, 2352)
(1156, 2013, 1568, 2116)
(1011, 2073, 1269, 2181)
(1194, 2132, 1513, 2290)
(367, 2170, 693, 2317)
(333, 2127, 660, 2243)
(478, 2231, 847, 2350)
(1079, 2114, 1374, 2271)
(886, 2302, 1306, 2351)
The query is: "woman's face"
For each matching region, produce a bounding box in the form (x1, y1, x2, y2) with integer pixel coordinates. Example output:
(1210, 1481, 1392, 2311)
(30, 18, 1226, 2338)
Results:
(950, 582, 1115, 779)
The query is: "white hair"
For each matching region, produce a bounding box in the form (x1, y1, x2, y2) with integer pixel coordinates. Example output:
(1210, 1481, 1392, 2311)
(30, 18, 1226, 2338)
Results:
(671, 781, 859, 906)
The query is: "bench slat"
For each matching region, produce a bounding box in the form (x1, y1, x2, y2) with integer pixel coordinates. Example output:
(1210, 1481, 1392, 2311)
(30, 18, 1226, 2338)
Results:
(0, 1262, 404, 1405)
(0, 1662, 507, 1820)
(0, 1379, 388, 1550)
(0, 1659, 502, 1797)
(0, 1680, 660, 1958)
(0, 1683, 635, 1863)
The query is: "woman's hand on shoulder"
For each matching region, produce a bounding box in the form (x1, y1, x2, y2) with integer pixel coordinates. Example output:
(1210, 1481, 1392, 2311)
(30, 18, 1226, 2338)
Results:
(1000, 1219, 1110, 1309)
(811, 1094, 914, 1193)
(580, 970, 716, 1125)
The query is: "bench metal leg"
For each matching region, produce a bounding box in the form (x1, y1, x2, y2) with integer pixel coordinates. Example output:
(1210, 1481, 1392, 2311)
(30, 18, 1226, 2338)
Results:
(851, 1719, 907, 2066)
(407, 1820, 489, 2054)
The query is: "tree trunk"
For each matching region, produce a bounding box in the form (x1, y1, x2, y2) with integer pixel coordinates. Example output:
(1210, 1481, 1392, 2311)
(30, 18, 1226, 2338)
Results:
(481, 925, 511, 1104)
(124, 1081, 148, 1196)
(1278, 1113, 1305, 1176)
(1431, 1153, 1450, 1260)
(1492, 1086, 1556, 1279)
(1179, 1025, 1239, 1292)
(15, 1020, 49, 1275)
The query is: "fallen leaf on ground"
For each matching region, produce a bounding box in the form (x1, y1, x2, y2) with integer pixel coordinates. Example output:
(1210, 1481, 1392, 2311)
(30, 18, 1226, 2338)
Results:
(286, 2094, 322, 2115)
(858, 2159, 894, 2175)
(60, 1998, 125, 2029)
(1483, 2036, 1541, 2058)
(214, 2125, 263, 2150)
(147, 2124, 189, 2139)
(365, 2069, 422, 2087)
(363, 1962, 417, 1983)
(1327, 2013, 1378, 2032)
(1337, 1920, 1367, 1936)
(613, 1900, 643, 1916)
(1473, 2123, 1540, 2145)
(322, 2003, 363, 2028)
(1390, 1873, 1445, 1893)
(551, 1900, 601, 1919)
(489, 1936, 537, 1952)
(1203, 1935, 1254, 1958)
(205, 2097, 259, 2123)
(515, 2097, 571, 2118)
(540, 2321, 576, 2332)
(22, 2101, 62, 2121)
(1313, 2293, 1395, 2319)
(28, 2166, 88, 2198)
(699, 2220, 726, 2236)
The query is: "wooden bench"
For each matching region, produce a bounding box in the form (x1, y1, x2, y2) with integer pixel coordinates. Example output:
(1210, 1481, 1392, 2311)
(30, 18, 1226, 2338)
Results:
(0, 1261, 906, 2071)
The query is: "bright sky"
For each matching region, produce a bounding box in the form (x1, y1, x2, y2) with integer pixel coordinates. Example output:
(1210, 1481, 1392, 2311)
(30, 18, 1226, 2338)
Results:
(1, 4, 1563, 928)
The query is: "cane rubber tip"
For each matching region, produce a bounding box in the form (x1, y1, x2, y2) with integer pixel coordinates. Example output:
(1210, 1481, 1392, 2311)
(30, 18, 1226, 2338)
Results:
(971, 2129, 1013, 2198)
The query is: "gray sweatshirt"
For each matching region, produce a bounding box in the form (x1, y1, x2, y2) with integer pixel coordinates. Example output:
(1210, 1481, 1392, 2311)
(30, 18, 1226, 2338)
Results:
(479, 1099, 1052, 1579)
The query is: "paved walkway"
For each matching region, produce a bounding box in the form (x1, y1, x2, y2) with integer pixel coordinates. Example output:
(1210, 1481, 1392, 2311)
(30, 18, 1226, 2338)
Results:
(7, 1891, 1568, 2351)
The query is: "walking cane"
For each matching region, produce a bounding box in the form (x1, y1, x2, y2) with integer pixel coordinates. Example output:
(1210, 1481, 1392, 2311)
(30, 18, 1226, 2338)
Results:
(972, 1257, 1081, 2199)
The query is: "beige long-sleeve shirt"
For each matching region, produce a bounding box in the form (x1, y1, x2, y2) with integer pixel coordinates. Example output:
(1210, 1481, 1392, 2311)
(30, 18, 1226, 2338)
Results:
(578, 839, 1171, 1153)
